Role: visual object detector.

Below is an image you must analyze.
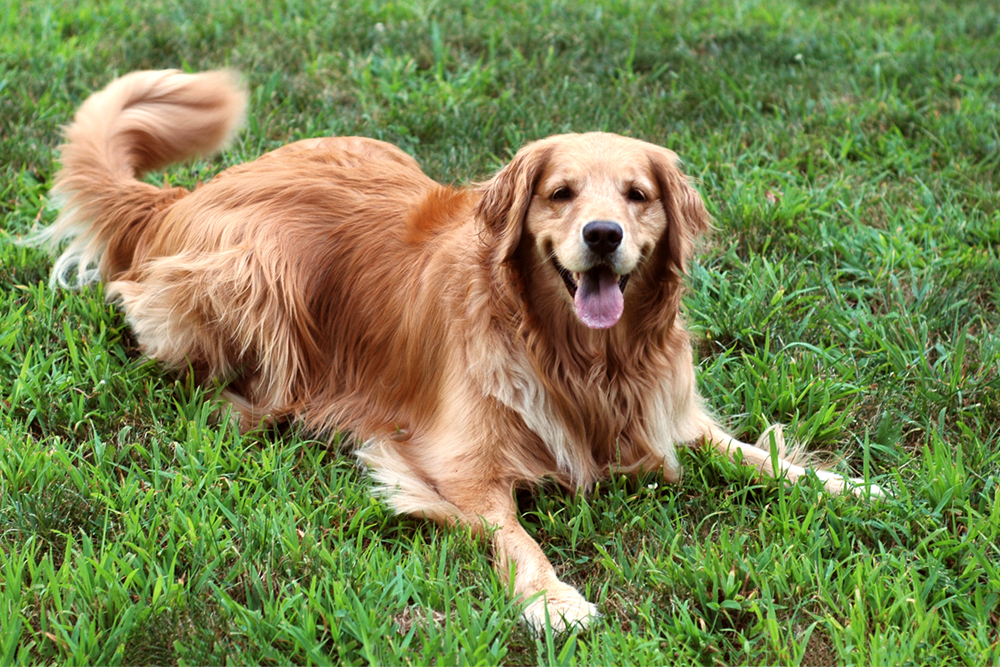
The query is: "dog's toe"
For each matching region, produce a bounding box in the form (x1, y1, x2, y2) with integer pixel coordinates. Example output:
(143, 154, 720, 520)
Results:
(521, 583, 599, 633)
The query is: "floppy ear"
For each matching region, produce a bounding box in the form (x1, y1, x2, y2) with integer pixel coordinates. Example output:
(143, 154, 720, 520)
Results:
(632, 148, 711, 335)
(649, 148, 711, 274)
(475, 143, 552, 264)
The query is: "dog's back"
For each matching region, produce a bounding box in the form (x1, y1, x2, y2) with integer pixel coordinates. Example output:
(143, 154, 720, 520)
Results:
(33, 70, 480, 434)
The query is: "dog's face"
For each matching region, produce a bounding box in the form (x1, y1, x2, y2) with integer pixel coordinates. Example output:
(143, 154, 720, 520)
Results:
(526, 136, 671, 329)
(477, 132, 710, 330)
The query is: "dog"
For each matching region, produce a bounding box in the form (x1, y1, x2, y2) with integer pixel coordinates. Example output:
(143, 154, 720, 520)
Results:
(34, 69, 881, 631)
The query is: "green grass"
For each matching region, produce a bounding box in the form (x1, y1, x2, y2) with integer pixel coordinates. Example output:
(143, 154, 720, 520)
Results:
(2, 0, 999, 664)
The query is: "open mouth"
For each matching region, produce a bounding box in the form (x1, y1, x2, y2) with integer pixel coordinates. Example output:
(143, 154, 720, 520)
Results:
(552, 257, 630, 329)
(552, 258, 630, 298)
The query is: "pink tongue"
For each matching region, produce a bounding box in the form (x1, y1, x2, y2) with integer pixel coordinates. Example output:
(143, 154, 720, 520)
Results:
(574, 267, 623, 329)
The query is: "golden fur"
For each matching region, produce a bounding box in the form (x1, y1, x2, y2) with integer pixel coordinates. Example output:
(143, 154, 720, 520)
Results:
(36, 70, 882, 631)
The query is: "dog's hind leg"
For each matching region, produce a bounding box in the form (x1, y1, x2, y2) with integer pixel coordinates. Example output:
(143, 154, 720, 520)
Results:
(357, 436, 476, 526)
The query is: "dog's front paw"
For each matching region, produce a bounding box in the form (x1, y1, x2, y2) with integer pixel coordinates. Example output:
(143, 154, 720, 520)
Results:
(846, 476, 886, 499)
(521, 582, 599, 633)
(812, 469, 886, 499)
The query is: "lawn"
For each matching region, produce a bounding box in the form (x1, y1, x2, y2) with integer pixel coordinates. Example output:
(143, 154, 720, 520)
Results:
(2, 0, 999, 664)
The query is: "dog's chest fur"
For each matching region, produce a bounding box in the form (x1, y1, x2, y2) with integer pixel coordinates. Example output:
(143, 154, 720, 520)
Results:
(468, 319, 691, 489)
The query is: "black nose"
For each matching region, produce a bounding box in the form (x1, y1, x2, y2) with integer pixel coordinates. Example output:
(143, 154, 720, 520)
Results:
(582, 220, 623, 255)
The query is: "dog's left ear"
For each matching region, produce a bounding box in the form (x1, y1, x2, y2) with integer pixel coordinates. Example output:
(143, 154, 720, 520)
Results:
(475, 143, 552, 263)
(649, 148, 711, 273)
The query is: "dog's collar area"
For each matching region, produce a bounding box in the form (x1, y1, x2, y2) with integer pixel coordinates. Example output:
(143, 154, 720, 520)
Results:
(551, 257, 630, 297)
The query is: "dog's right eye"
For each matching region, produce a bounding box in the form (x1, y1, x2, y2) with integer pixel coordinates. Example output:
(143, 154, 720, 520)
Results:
(550, 187, 574, 201)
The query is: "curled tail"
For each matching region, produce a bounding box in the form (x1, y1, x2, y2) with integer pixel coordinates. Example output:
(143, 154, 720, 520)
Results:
(31, 69, 247, 287)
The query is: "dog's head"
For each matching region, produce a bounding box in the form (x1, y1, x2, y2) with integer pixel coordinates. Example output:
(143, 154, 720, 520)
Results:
(476, 132, 710, 330)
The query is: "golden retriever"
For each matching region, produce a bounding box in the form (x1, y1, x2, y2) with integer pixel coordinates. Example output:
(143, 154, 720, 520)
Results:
(35, 70, 881, 631)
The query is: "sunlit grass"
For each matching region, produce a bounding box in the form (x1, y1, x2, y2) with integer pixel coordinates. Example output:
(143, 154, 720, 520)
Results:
(2, 0, 999, 663)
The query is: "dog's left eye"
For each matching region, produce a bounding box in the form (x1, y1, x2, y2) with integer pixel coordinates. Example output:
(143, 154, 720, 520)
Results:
(627, 188, 647, 202)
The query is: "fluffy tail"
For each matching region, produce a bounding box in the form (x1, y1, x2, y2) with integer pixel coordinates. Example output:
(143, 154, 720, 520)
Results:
(30, 69, 247, 287)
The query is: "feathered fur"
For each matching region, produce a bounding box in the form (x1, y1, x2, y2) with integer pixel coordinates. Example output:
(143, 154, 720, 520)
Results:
(33, 69, 881, 631)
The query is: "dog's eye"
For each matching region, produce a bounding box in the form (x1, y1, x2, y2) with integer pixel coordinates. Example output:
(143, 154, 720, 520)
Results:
(627, 188, 647, 202)
(550, 186, 574, 201)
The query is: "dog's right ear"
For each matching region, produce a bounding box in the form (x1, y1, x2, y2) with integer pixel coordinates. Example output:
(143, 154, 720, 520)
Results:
(475, 143, 552, 264)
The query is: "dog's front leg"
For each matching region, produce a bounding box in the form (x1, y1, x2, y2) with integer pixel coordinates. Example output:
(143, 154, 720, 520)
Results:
(359, 435, 598, 631)
(465, 488, 599, 633)
(700, 421, 885, 498)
